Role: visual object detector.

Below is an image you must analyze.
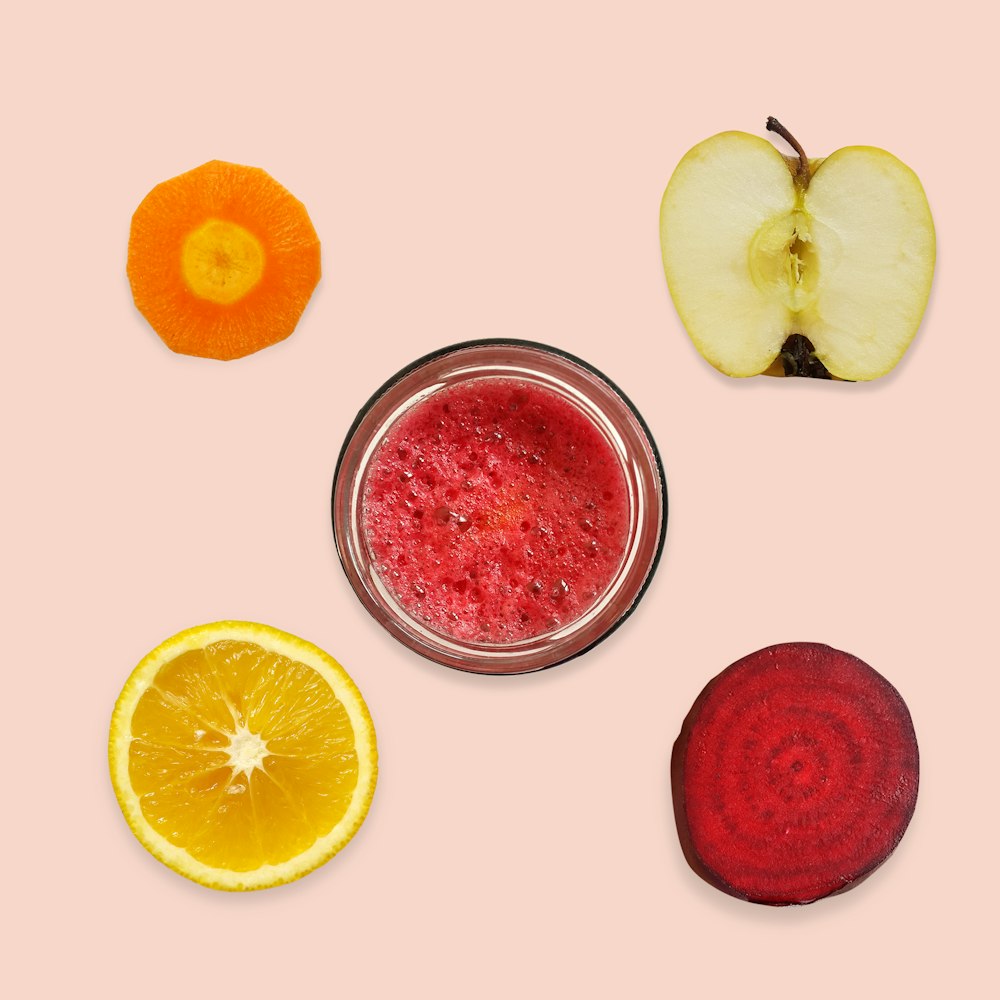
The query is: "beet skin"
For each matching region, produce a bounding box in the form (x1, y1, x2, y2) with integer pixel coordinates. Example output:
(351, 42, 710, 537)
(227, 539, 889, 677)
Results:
(672, 642, 918, 905)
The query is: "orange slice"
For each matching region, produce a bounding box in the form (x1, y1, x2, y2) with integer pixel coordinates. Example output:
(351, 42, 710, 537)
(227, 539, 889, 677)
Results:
(109, 622, 377, 890)
(127, 161, 321, 360)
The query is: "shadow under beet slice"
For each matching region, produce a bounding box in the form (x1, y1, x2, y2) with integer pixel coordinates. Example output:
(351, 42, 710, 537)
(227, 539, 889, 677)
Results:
(672, 642, 918, 905)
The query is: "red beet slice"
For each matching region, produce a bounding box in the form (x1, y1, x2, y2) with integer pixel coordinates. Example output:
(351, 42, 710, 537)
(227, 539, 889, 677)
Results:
(672, 642, 918, 905)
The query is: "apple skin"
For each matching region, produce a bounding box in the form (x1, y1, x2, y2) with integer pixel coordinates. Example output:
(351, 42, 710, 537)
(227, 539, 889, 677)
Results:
(659, 125, 936, 381)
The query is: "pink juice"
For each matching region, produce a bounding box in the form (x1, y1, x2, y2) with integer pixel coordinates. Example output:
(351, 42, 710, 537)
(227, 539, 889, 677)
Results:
(361, 378, 630, 643)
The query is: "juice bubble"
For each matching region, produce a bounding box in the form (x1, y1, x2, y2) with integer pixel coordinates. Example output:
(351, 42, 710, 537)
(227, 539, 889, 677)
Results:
(361, 378, 628, 643)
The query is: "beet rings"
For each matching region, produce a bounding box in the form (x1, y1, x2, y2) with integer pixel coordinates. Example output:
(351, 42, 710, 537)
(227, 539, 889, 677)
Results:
(672, 642, 918, 905)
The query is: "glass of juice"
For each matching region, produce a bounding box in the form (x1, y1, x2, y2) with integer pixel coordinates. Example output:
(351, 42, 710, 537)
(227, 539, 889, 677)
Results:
(332, 339, 666, 674)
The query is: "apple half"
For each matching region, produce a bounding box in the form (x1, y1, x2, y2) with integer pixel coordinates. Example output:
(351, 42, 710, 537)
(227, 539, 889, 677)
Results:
(659, 119, 935, 380)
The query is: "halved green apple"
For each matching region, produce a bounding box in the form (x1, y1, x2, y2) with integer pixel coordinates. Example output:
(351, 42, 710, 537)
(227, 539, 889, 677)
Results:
(659, 118, 935, 380)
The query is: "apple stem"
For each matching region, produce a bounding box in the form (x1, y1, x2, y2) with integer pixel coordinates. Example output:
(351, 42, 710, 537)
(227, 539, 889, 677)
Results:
(766, 117, 810, 185)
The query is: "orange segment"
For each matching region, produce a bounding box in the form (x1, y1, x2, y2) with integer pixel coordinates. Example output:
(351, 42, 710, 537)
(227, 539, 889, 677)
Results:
(127, 161, 321, 360)
(109, 622, 377, 890)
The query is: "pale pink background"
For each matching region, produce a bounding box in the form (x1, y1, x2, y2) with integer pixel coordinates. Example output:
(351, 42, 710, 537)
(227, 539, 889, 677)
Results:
(3, 1, 995, 996)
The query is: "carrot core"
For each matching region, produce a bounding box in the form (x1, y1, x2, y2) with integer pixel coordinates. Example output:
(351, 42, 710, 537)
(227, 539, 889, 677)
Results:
(181, 218, 265, 304)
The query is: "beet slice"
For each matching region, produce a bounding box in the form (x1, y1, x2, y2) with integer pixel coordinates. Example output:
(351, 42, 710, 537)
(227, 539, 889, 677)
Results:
(672, 642, 918, 905)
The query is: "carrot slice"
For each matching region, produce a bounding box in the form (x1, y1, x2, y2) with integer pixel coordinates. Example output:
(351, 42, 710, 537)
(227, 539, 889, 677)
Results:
(672, 642, 918, 905)
(127, 161, 321, 360)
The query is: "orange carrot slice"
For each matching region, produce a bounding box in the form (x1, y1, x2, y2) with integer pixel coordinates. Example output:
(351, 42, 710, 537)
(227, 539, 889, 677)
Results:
(127, 161, 321, 360)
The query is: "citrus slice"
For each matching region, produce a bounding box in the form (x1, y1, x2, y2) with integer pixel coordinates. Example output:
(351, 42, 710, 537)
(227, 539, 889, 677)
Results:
(109, 622, 377, 891)
(127, 161, 321, 360)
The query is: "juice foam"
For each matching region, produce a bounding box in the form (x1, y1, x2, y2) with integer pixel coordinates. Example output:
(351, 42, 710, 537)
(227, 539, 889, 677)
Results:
(361, 378, 629, 643)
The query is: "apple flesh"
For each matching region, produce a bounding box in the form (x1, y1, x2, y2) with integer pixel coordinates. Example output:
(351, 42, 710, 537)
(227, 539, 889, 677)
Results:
(659, 119, 935, 380)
